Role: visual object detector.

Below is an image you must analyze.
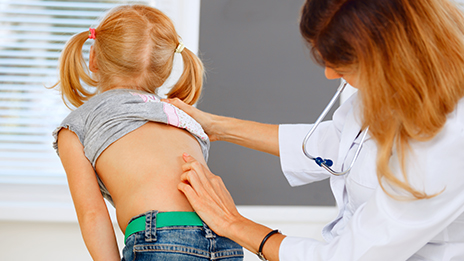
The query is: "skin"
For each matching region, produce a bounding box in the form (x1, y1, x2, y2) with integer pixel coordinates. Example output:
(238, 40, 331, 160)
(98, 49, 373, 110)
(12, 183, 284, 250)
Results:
(167, 67, 354, 260)
(57, 47, 207, 260)
(325, 67, 359, 87)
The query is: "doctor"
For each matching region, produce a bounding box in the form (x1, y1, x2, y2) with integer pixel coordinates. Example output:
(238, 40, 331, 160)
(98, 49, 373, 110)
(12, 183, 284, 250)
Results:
(167, 0, 464, 260)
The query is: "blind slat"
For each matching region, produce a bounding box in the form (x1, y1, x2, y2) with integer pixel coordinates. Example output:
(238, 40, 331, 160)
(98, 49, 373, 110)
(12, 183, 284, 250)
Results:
(0, 76, 58, 83)
(0, 161, 59, 167)
(0, 34, 83, 42)
(0, 59, 59, 66)
(0, 142, 51, 149)
(0, 110, 67, 118)
(0, 42, 70, 50)
(9, 1, 123, 9)
(0, 92, 59, 100)
(0, 103, 60, 109)
(0, 119, 63, 126)
(0, 67, 57, 75)
(0, 85, 60, 92)
(0, 127, 56, 134)
(0, 152, 57, 159)
(0, 26, 92, 34)
(0, 135, 53, 143)
(0, 17, 99, 26)
(2, 9, 104, 17)
(0, 51, 61, 58)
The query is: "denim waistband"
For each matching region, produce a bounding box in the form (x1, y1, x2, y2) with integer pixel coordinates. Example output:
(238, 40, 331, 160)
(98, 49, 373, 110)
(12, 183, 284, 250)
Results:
(124, 211, 203, 244)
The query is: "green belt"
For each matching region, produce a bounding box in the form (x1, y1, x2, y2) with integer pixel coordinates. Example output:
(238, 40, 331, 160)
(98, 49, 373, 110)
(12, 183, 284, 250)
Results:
(124, 212, 203, 243)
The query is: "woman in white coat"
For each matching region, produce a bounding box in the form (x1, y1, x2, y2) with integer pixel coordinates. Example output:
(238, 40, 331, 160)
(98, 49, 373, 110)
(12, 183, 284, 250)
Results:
(167, 0, 464, 260)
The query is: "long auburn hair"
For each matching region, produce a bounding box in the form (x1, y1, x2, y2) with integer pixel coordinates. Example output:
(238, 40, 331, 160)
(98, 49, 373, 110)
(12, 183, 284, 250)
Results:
(300, 0, 464, 199)
(52, 5, 204, 108)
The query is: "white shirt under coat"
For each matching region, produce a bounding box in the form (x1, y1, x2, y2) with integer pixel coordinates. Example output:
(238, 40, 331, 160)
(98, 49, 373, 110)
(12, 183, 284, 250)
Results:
(278, 93, 464, 260)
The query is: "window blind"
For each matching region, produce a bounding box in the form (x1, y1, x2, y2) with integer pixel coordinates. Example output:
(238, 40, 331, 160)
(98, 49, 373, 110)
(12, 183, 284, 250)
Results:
(0, 0, 163, 184)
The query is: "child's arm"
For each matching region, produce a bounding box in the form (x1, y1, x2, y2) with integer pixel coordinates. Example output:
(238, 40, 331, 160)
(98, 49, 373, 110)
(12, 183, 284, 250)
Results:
(57, 129, 120, 261)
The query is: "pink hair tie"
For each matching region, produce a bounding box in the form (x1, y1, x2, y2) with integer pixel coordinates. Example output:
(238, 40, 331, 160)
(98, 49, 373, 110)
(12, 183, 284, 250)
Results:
(88, 28, 96, 39)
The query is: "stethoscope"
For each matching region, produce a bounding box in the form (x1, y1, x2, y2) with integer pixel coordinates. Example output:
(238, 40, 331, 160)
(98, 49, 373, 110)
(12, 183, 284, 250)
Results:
(302, 79, 369, 176)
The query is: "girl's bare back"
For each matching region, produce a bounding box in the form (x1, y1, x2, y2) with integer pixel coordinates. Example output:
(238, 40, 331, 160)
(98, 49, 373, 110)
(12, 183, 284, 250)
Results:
(95, 122, 207, 233)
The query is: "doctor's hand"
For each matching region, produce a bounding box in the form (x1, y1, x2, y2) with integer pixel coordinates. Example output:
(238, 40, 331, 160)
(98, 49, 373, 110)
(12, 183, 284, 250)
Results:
(178, 153, 286, 260)
(177, 153, 245, 238)
(162, 98, 221, 141)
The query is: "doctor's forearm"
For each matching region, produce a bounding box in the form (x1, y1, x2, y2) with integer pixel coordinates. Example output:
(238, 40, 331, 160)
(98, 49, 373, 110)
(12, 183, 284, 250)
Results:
(226, 216, 285, 261)
(212, 115, 279, 156)
(163, 98, 279, 155)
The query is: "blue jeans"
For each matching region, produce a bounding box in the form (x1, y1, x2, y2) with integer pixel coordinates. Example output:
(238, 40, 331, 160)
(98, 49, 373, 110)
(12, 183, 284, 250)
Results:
(121, 211, 244, 260)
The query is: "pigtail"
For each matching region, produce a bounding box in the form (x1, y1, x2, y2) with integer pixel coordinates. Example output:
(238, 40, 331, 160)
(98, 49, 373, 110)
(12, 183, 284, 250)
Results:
(51, 31, 97, 109)
(167, 47, 204, 105)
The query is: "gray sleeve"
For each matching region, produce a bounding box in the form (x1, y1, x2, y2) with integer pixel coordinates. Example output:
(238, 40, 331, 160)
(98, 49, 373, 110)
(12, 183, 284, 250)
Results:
(52, 111, 85, 156)
(52, 108, 115, 206)
(110, 93, 210, 161)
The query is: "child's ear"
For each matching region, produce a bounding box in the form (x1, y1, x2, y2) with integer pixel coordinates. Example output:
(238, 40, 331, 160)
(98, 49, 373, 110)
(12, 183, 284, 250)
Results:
(89, 46, 98, 73)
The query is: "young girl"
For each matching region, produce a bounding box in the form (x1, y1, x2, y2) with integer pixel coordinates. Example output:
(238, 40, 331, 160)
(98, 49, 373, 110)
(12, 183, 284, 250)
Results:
(51, 5, 243, 261)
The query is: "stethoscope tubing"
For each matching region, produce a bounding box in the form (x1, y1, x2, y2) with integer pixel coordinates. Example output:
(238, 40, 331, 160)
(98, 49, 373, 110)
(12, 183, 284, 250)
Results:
(302, 80, 368, 176)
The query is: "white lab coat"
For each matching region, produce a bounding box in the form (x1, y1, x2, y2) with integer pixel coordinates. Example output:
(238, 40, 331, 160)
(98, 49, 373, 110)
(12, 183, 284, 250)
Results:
(278, 93, 464, 260)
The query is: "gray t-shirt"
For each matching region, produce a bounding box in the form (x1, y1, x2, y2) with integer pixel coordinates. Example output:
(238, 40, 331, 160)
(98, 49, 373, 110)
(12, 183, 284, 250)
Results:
(53, 89, 210, 205)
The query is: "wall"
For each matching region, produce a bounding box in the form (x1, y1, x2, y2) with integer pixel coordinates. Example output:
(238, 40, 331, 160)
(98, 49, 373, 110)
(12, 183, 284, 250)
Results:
(198, 0, 339, 206)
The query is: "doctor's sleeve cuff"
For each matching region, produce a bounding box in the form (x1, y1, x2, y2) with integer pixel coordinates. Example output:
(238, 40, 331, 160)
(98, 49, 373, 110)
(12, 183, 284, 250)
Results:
(279, 236, 322, 261)
(279, 124, 330, 187)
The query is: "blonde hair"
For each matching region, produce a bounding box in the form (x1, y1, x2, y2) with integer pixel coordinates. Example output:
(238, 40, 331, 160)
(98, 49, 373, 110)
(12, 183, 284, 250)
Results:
(52, 5, 204, 108)
(300, 0, 464, 199)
